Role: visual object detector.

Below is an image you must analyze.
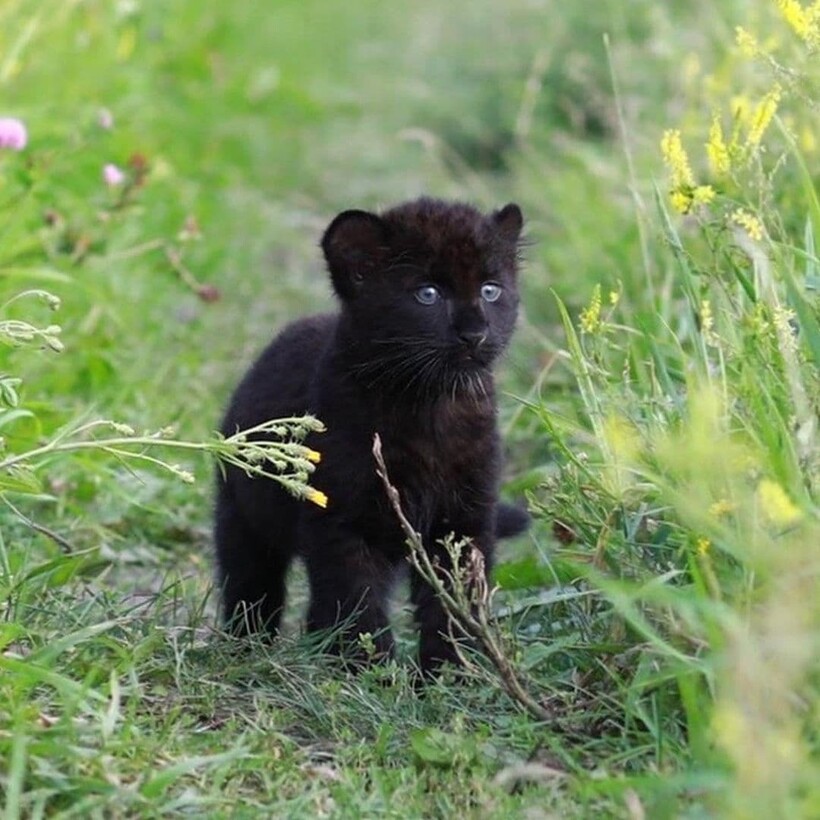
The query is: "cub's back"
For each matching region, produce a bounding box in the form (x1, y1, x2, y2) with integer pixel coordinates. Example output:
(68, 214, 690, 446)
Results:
(220, 313, 337, 435)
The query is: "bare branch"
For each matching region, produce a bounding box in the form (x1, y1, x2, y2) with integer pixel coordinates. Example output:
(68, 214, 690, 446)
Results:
(372, 433, 552, 721)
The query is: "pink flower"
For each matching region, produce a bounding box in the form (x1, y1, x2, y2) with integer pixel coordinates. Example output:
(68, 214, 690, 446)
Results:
(103, 163, 126, 187)
(0, 117, 27, 150)
(98, 108, 114, 130)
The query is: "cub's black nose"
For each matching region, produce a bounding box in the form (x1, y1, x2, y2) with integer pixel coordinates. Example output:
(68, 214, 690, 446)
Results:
(458, 329, 487, 349)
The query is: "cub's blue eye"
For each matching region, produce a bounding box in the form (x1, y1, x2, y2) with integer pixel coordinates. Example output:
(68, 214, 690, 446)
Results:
(415, 285, 440, 305)
(481, 283, 502, 303)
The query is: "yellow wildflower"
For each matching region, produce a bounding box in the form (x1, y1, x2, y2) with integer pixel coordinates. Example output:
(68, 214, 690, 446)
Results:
(661, 131, 714, 213)
(700, 299, 719, 346)
(579, 285, 602, 334)
(756, 479, 802, 526)
(706, 116, 731, 177)
(306, 488, 329, 508)
(305, 449, 322, 463)
(670, 190, 692, 214)
(661, 129, 695, 189)
(692, 185, 715, 206)
(709, 499, 736, 518)
(731, 209, 764, 241)
(747, 84, 782, 148)
(609, 290, 620, 306)
(776, 0, 820, 43)
(735, 26, 759, 56)
(696, 537, 711, 556)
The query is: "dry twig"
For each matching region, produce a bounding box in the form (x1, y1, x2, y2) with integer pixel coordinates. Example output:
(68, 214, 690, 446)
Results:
(372, 433, 551, 721)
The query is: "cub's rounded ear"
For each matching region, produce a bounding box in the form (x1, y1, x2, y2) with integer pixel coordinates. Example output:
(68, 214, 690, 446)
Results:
(492, 203, 524, 244)
(321, 209, 389, 299)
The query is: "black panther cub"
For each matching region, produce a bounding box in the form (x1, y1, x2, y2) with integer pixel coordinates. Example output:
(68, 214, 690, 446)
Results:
(215, 197, 528, 675)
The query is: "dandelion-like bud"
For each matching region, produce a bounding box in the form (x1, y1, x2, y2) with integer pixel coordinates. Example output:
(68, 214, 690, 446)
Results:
(306, 488, 329, 508)
(110, 422, 136, 436)
(38, 291, 62, 311)
(169, 464, 196, 484)
(299, 416, 326, 435)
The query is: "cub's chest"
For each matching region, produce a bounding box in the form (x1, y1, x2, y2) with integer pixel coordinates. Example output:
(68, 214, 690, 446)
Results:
(379, 399, 497, 492)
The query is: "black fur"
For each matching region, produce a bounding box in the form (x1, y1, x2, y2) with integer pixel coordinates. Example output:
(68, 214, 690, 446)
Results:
(215, 197, 527, 675)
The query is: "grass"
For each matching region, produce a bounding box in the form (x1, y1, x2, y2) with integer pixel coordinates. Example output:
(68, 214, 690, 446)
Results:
(1, 0, 819, 817)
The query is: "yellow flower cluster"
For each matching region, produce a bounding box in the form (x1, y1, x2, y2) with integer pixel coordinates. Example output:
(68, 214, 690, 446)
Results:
(776, 0, 820, 46)
(709, 498, 736, 518)
(731, 208, 765, 241)
(661, 130, 716, 214)
(747, 84, 782, 147)
(709, 84, 782, 173)
(756, 478, 802, 526)
(700, 299, 720, 347)
(696, 537, 711, 556)
(579, 284, 602, 334)
(706, 116, 732, 177)
(735, 26, 760, 57)
(667, 26, 788, 204)
(661, 130, 694, 188)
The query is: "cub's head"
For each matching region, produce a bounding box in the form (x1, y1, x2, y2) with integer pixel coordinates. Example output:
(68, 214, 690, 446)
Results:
(321, 197, 524, 396)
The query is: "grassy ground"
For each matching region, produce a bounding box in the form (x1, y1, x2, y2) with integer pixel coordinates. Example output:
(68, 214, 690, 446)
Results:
(1, 0, 819, 817)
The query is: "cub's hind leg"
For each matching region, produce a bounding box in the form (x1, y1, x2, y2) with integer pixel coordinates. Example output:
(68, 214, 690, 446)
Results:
(214, 481, 294, 638)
